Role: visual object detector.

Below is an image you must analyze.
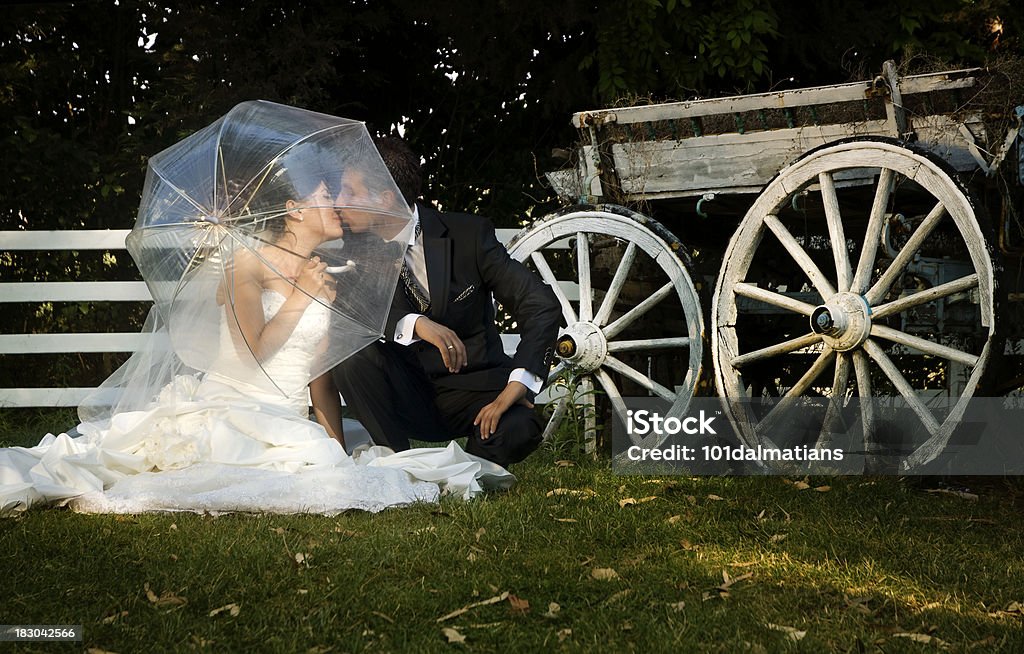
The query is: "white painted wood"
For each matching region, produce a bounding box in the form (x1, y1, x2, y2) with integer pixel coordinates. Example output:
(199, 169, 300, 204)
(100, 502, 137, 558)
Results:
(2, 230, 131, 250)
(0, 333, 151, 354)
(0, 281, 152, 302)
(0, 387, 99, 408)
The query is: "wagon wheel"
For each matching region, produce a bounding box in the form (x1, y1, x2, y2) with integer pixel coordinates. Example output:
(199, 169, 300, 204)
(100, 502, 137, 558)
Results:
(505, 204, 704, 453)
(712, 138, 996, 470)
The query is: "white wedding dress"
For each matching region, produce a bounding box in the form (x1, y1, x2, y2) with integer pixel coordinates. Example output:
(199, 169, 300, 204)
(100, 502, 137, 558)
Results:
(0, 291, 514, 515)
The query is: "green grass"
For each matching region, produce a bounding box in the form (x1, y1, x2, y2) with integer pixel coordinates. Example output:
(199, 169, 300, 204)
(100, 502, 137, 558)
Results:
(2, 417, 1024, 652)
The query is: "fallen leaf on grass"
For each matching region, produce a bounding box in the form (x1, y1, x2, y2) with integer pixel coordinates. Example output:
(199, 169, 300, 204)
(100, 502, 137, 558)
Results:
(209, 603, 240, 618)
(769, 534, 787, 543)
(791, 481, 810, 491)
(144, 583, 187, 608)
(543, 602, 561, 619)
(591, 567, 619, 581)
(294, 552, 309, 566)
(508, 594, 530, 614)
(708, 570, 753, 599)
(475, 527, 486, 541)
(893, 632, 950, 649)
(269, 527, 286, 535)
(169, 523, 177, 531)
(766, 623, 806, 641)
(618, 496, 657, 508)
(680, 539, 699, 551)
(813, 485, 831, 492)
(101, 611, 128, 624)
(604, 589, 633, 605)
(554, 460, 576, 467)
(668, 601, 686, 612)
(925, 488, 979, 501)
(547, 488, 596, 499)
(436, 591, 510, 622)
(706, 494, 725, 501)
(557, 628, 572, 643)
(987, 600, 1024, 618)
(667, 515, 681, 524)
(86, 648, 119, 654)
(441, 627, 466, 644)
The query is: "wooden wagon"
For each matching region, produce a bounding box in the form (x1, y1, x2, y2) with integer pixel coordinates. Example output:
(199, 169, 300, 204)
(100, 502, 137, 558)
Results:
(508, 61, 1024, 468)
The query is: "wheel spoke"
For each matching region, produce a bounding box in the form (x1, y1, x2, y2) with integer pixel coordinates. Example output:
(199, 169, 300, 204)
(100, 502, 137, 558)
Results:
(783, 347, 836, 400)
(602, 355, 677, 401)
(870, 324, 979, 367)
(764, 214, 837, 299)
(816, 352, 851, 448)
(576, 232, 593, 322)
(607, 337, 690, 352)
(852, 350, 875, 445)
(852, 168, 896, 294)
(819, 172, 852, 292)
(863, 339, 940, 434)
(603, 280, 674, 340)
(580, 376, 598, 456)
(541, 397, 569, 442)
(731, 332, 822, 368)
(530, 251, 578, 324)
(734, 282, 816, 316)
(594, 369, 629, 427)
(594, 241, 637, 326)
(755, 348, 835, 441)
(871, 274, 979, 319)
(865, 201, 946, 305)
(547, 361, 567, 386)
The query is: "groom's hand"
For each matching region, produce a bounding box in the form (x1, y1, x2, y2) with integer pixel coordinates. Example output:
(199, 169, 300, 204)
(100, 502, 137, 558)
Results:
(474, 381, 529, 439)
(414, 317, 467, 373)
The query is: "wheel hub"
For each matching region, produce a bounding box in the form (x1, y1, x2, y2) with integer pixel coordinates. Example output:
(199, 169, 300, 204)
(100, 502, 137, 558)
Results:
(809, 292, 871, 351)
(555, 322, 607, 372)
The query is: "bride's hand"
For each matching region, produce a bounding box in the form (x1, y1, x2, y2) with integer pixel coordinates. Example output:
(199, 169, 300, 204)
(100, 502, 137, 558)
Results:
(295, 257, 329, 299)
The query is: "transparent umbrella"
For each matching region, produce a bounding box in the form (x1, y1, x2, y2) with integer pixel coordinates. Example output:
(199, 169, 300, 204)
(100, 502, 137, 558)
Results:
(125, 100, 411, 398)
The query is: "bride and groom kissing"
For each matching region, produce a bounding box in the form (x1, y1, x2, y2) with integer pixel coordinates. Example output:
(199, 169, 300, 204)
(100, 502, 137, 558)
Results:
(330, 137, 561, 469)
(0, 105, 561, 515)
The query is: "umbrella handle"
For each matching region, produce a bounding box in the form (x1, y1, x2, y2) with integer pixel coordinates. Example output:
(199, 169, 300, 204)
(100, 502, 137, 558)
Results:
(325, 260, 356, 274)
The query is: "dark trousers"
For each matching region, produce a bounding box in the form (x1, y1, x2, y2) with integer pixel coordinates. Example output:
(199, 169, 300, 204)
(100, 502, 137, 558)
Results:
(332, 342, 543, 468)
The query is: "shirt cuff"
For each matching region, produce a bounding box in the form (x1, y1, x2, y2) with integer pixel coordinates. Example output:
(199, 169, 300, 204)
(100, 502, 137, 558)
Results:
(394, 314, 424, 345)
(508, 368, 543, 394)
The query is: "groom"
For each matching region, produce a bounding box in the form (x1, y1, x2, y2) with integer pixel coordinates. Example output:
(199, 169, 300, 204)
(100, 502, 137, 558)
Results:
(331, 136, 561, 468)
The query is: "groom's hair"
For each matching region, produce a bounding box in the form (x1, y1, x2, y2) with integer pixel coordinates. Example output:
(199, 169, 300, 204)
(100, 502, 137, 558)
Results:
(373, 136, 422, 208)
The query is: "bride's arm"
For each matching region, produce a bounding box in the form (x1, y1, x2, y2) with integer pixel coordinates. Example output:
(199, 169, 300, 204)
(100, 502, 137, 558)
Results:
(309, 373, 345, 449)
(229, 257, 328, 362)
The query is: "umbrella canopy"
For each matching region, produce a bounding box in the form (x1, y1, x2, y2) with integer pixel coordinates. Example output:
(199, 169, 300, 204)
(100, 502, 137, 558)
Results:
(126, 100, 411, 397)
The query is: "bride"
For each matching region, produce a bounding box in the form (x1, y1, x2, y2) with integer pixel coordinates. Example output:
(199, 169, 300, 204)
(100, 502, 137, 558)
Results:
(0, 139, 514, 516)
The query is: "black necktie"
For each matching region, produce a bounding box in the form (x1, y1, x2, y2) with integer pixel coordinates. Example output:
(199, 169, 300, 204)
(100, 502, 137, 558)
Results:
(400, 221, 430, 314)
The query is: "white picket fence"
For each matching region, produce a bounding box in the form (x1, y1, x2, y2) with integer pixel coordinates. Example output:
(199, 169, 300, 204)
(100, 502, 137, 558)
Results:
(0, 228, 532, 408)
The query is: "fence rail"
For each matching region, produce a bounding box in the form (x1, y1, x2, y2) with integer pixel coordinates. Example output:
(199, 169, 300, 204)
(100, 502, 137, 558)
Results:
(1, 228, 529, 407)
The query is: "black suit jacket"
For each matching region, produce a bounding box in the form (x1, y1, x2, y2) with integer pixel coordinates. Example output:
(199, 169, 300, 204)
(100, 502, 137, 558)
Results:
(385, 204, 561, 392)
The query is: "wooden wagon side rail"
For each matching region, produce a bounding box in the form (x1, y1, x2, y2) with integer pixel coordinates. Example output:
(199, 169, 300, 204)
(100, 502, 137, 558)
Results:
(572, 66, 982, 127)
(555, 64, 996, 203)
(1, 228, 530, 408)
